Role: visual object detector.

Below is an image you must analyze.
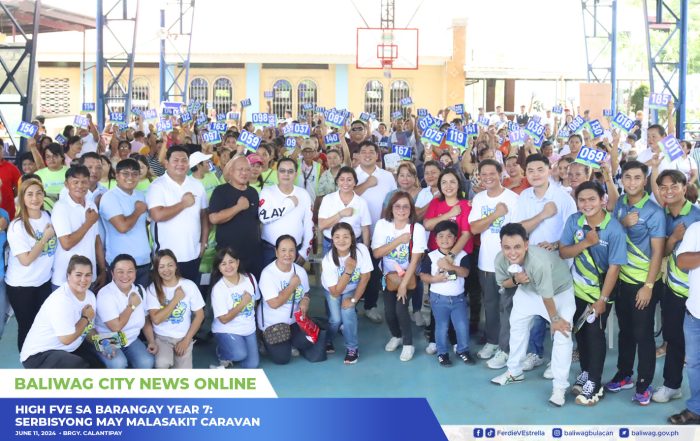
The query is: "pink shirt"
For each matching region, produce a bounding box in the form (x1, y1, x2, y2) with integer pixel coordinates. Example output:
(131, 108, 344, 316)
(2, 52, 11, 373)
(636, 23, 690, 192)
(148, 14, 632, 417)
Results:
(424, 198, 474, 254)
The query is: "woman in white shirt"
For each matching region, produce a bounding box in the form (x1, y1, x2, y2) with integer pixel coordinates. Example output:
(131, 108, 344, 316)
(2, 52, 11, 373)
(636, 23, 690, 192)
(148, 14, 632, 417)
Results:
(21, 255, 103, 368)
(257, 235, 326, 364)
(210, 247, 260, 368)
(371, 191, 427, 362)
(321, 222, 373, 364)
(6, 178, 58, 352)
(318, 166, 371, 255)
(95, 254, 157, 369)
(146, 249, 205, 369)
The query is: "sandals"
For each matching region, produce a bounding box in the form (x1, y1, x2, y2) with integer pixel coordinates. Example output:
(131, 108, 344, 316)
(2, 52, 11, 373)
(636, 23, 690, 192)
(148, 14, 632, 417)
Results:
(669, 409, 700, 425)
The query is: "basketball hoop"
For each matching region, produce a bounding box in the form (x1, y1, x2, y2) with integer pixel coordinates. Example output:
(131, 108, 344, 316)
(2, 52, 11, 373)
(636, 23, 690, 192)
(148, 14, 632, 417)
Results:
(356, 27, 419, 71)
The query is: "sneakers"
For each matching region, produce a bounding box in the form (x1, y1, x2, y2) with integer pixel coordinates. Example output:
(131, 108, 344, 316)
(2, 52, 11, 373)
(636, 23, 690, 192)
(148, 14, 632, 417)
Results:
(438, 353, 452, 367)
(549, 386, 567, 407)
(209, 360, 232, 369)
(605, 372, 635, 392)
(575, 380, 604, 406)
(633, 386, 653, 406)
(400, 345, 415, 361)
(413, 311, 426, 327)
(486, 349, 508, 369)
(652, 386, 682, 403)
(571, 371, 589, 396)
(491, 371, 524, 386)
(291, 347, 300, 357)
(325, 342, 335, 354)
(478, 343, 499, 360)
(521, 353, 545, 371)
(385, 336, 402, 352)
(457, 351, 476, 365)
(543, 362, 553, 379)
(344, 349, 359, 364)
(425, 342, 437, 355)
(365, 307, 383, 324)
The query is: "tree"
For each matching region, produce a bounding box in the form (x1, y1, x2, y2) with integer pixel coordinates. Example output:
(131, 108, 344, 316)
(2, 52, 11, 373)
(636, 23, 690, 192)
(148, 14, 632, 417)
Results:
(630, 84, 649, 112)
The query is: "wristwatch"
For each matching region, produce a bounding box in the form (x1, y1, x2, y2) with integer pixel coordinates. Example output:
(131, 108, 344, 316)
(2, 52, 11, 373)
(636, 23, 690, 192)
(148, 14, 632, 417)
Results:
(350, 298, 357, 304)
(130, 304, 137, 311)
(511, 275, 519, 286)
(644, 282, 654, 290)
(551, 315, 562, 323)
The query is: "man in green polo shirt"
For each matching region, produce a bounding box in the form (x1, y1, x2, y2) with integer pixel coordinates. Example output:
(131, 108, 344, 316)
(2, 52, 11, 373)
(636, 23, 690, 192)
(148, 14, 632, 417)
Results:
(491, 223, 575, 407)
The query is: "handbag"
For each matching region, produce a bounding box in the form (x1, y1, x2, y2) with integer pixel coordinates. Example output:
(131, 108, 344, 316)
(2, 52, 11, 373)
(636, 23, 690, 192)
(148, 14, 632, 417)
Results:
(385, 223, 417, 292)
(260, 270, 296, 345)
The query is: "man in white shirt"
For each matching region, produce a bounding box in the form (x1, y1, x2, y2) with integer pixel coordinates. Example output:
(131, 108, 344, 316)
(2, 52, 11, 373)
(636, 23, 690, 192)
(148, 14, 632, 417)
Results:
(637, 124, 682, 173)
(259, 157, 314, 268)
(51, 165, 106, 290)
(354, 140, 397, 323)
(468, 159, 519, 367)
(79, 114, 100, 155)
(147, 145, 209, 284)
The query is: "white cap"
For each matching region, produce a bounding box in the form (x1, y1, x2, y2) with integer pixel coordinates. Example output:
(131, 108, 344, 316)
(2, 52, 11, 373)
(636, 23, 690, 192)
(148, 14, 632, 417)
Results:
(188, 151, 212, 169)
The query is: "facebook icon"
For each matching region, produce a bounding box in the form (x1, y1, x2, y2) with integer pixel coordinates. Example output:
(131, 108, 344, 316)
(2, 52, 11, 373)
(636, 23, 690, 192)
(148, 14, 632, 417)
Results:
(473, 428, 483, 438)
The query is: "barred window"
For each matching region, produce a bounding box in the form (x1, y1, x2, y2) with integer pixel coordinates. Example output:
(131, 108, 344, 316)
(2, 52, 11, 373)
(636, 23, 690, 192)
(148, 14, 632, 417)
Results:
(39, 78, 70, 115)
(271, 79, 293, 119)
(212, 77, 233, 116)
(364, 80, 384, 123)
(188, 78, 209, 110)
(105, 81, 127, 114)
(297, 80, 317, 117)
(389, 80, 410, 121)
(131, 77, 150, 112)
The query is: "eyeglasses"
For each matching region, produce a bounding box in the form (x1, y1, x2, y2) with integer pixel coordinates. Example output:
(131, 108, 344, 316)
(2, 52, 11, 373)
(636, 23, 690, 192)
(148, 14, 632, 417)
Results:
(393, 204, 411, 211)
(351, 127, 364, 132)
(118, 146, 131, 150)
(278, 168, 296, 175)
(118, 171, 140, 178)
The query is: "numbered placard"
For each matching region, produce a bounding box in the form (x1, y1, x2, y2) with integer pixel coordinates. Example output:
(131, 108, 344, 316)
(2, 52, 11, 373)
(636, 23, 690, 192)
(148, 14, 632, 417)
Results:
(187, 101, 202, 113)
(143, 109, 159, 121)
(445, 128, 467, 152)
(73, 115, 89, 130)
(226, 111, 240, 122)
(16, 121, 38, 138)
(196, 113, 208, 128)
(611, 112, 634, 133)
(81, 102, 96, 113)
(399, 97, 413, 107)
(418, 115, 435, 133)
(588, 119, 604, 138)
(359, 112, 372, 122)
(421, 127, 445, 146)
(552, 105, 563, 115)
(156, 120, 173, 134)
(240, 98, 252, 108)
(301, 103, 314, 111)
(557, 127, 571, 139)
(575, 146, 608, 169)
(285, 137, 297, 150)
(568, 115, 586, 134)
(180, 111, 193, 124)
(658, 135, 683, 162)
(210, 121, 228, 133)
(236, 129, 261, 153)
(465, 123, 479, 139)
(162, 107, 177, 116)
(315, 106, 326, 113)
(54, 134, 67, 145)
(477, 115, 490, 126)
(325, 110, 346, 129)
(392, 144, 412, 160)
(109, 112, 125, 123)
(524, 119, 545, 140)
(289, 123, 311, 138)
(453, 104, 465, 115)
(391, 110, 403, 121)
(263, 91, 274, 99)
(252, 113, 270, 126)
(649, 93, 671, 110)
(531, 115, 541, 124)
(216, 113, 226, 121)
(417, 108, 428, 117)
(603, 109, 613, 117)
(507, 120, 519, 132)
(508, 130, 525, 147)
(532, 134, 544, 149)
(202, 130, 222, 145)
(324, 133, 340, 146)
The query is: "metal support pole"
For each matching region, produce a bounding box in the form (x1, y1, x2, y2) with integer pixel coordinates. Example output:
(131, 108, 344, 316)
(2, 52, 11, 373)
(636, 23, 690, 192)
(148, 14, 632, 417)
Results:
(678, 0, 688, 138)
(159, 8, 166, 103)
(96, 0, 105, 130)
(610, 0, 618, 113)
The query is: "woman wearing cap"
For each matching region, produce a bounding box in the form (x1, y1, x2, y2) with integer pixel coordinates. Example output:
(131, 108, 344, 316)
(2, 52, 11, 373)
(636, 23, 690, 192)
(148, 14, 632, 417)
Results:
(247, 153, 265, 193)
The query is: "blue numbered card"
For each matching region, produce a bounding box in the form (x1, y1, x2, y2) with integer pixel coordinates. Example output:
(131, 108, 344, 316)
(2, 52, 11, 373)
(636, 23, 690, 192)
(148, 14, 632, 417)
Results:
(392, 144, 412, 160)
(508, 130, 524, 147)
(391, 110, 403, 121)
(603, 109, 613, 117)
(611, 112, 634, 133)
(359, 112, 371, 122)
(240, 98, 252, 108)
(508, 120, 519, 132)
(315, 106, 326, 113)
(285, 137, 297, 150)
(420, 127, 445, 146)
(213, 121, 228, 133)
(196, 113, 208, 127)
(533, 134, 544, 148)
(568, 115, 586, 134)
(326, 110, 346, 129)
(131, 107, 142, 116)
(264, 91, 274, 99)
(477, 115, 490, 126)
(109, 112, 125, 122)
(658, 135, 683, 162)
(81, 102, 96, 113)
(282, 124, 293, 137)
(524, 119, 545, 140)
(73, 115, 89, 130)
(216, 113, 226, 121)
(531, 115, 541, 124)
(252, 113, 269, 126)
(588, 119, 604, 138)
(399, 97, 413, 107)
(202, 130, 222, 145)
(445, 128, 467, 152)
(237, 129, 262, 153)
(417, 108, 428, 117)
(226, 112, 240, 121)
(302, 103, 314, 111)
(180, 111, 193, 124)
(143, 109, 159, 121)
(290, 123, 311, 138)
(465, 123, 479, 139)
(156, 120, 173, 134)
(557, 127, 571, 139)
(16, 121, 38, 138)
(552, 105, 563, 115)
(453, 104, 464, 115)
(418, 115, 435, 133)
(575, 146, 608, 169)
(268, 114, 277, 126)
(187, 101, 202, 113)
(649, 93, 671, 110)
(162, 107, 177, 116)
(54, 134, 67, 145)
(324, 133, 340, 146)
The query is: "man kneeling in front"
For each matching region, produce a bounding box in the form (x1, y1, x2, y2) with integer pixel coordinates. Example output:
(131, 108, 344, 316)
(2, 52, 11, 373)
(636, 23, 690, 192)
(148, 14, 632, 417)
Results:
(490, 222, 575, 407)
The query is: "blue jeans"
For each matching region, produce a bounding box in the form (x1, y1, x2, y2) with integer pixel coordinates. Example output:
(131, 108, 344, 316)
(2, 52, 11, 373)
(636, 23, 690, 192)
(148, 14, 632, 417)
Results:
(430, 292, 469, 355)
(324, 290, 359, 350)
(0, 280, 8, 340)
(684, 311, 700, 414)
(528, 316, 547, 357)
(96, 338, 155, 369)
(214, 332, 259, 368)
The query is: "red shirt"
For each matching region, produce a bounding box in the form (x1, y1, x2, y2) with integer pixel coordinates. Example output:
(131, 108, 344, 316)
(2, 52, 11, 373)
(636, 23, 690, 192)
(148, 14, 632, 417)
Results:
(0, 160, 20, 220)
(424, 198, 474, 253)
(503, 176, 530, 195)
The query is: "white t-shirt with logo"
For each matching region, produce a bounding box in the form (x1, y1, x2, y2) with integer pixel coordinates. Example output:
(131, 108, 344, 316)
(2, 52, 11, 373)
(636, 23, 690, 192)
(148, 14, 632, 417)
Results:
(355, 166, 397, 233)
(257, 262, 309, 331)
(317, 191, 372, 240)
(51, 197, 100, 286)
(422, 249, 470, 296)
(95, 281, 147, 347)
(211, 274, 260, 336)
(678, 222, 700, 318)
(321, 243, 374, 295)
(20, 284, 97, 362)
(145, 278, 205, 339)
(258, 185, 314, 259)
(371, 219, 427, 274)
(6, 213, 57, 287)
(468, 188, 519, 272)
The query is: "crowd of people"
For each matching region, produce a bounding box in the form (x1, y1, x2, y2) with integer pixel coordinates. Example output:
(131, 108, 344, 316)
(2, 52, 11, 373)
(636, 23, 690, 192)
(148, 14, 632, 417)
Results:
(1, 99, 700, 422)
